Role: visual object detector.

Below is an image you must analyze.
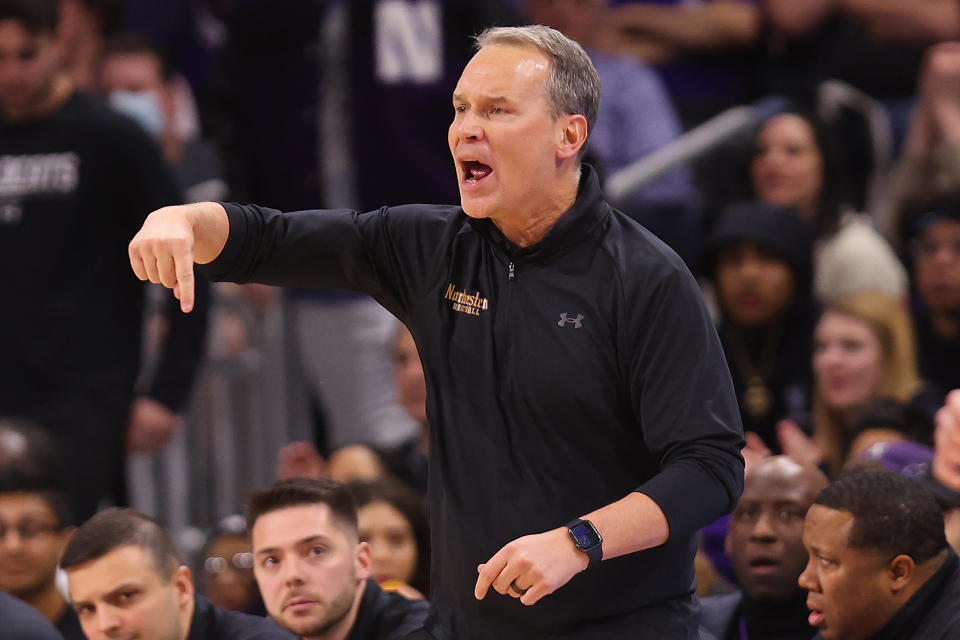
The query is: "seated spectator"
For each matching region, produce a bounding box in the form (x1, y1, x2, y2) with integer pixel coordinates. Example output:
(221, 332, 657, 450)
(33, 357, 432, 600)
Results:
(201, 514, 264, 616)
(701, 456, 827, 640)
(895, 199, 960, 395)
(0, 447, 82, 640)
(704, 202, 817, 451)
(524, 0, 702, 268)
(349, 478, 430, 597)
(602, 0, 763, 126)
(98, 33, 228, 204)
(0, 592, 64, 640)
(781, 292, 936, 474)
(246, 478, 428, 640)
(61, 508, 294, 640)
(799, 470, 960, 639)
(743, 112, 907, 300)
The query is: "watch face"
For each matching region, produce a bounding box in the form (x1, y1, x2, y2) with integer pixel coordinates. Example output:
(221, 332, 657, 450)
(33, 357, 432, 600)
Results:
(570, 521, 600, 549)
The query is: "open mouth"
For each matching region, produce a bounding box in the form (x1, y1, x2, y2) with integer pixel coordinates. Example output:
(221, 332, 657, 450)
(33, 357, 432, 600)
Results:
(462, 160, 493, 184)
(748, 557, 779, 573)
(808, 608, 825, 627)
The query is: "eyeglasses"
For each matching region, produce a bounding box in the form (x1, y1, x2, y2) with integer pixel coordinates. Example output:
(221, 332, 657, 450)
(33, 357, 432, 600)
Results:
(0, 520, 60, 541)
(204, 552, 254, 574)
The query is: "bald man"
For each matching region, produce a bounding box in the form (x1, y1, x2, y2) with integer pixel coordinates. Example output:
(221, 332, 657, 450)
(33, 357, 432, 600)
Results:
(702, 457, 827, 640)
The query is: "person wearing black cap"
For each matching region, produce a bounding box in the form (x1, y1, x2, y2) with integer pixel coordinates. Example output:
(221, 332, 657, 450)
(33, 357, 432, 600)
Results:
(705, 201, 818, 452)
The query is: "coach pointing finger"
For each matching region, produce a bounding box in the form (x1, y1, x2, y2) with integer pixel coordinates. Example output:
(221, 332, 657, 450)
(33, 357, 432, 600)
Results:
(128, 202, 229, 313)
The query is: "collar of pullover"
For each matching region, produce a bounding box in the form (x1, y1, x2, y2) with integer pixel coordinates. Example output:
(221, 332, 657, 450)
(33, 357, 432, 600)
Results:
(466, 163, 609, 264)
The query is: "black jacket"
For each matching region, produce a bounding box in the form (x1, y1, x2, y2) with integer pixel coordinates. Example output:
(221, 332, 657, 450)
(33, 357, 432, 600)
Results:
(0, 593, 64, 640)
(827, 549, 960, 640)
(347, 579, 429, 640)
(701, 590, 815, 640)
(186, 595, 294, 640)
(203, 166, 745, 639)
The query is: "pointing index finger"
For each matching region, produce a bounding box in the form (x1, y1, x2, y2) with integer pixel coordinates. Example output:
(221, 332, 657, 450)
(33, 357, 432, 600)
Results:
(474, 552, 508, 600)
(172, 242, 195, 313)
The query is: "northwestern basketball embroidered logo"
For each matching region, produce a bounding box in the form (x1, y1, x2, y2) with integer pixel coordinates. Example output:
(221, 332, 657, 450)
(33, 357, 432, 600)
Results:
(444, 283, 489, 317)
(558, 313, 584, 328)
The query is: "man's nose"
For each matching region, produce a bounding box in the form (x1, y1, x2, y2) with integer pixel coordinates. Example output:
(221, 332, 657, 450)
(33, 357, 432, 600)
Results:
(750, 511, 777, 541)
(282, 556, 306, 586)
(456, 111, 483, 140)
(797, 559, 817, 591)
(95, 606, 122, 635)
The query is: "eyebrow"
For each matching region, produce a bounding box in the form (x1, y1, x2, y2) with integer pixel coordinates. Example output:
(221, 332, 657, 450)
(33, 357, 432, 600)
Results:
(72, 581, 141, 609)
(255, 534, 330, 557)
(105, 582, 141, 599)
(452, 94, 511, 104)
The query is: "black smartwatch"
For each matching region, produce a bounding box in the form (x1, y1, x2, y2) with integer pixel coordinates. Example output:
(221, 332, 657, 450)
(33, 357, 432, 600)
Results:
(565, 518, 603, 568)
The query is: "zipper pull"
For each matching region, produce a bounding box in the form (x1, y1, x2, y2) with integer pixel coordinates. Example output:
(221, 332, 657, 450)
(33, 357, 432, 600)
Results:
(508, 261, 516, 281)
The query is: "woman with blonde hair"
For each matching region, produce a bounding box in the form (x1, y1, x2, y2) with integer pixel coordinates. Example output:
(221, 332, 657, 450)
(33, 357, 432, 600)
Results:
(779, 291, 938, 475)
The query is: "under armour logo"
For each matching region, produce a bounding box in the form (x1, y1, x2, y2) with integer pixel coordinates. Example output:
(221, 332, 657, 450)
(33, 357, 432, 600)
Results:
(558, 313, 584, 328)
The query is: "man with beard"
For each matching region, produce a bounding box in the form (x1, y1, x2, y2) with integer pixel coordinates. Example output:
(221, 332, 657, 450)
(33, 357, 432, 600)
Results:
(61, 508, 293, 640)
(247, 478, 428, 640)
(701, 456, 826, 640)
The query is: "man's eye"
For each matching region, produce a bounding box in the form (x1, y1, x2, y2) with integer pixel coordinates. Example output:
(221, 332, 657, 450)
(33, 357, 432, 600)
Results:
(455, 104, 467, 113)
(308, 546, 326, 557)
(491, 106, 503, 115)
(262, 556, 277, 568)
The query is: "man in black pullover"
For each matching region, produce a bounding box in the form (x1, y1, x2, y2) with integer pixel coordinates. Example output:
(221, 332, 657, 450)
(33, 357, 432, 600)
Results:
(128, 24, 745, 639)
(0, 0, 208, 521)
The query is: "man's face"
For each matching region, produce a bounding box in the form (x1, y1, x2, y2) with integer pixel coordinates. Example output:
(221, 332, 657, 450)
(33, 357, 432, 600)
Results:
(714, 242, 796, 327)
(726, 460, 821, 602)
(448, 44, 570, 224)
(0, 20, 61, 116)
(0, 492, 69, 599)
(67, 545, 193, 640)
(799, 505, 895, 640)
(252, 504, 370, 638)
(914, 219, 960, 314)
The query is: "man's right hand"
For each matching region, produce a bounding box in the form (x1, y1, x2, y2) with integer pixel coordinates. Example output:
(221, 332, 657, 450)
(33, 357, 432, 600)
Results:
(128, 202, 229, 313)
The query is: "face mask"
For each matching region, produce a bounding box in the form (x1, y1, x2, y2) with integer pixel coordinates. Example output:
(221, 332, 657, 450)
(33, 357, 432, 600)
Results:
(110, 90, 165, 136)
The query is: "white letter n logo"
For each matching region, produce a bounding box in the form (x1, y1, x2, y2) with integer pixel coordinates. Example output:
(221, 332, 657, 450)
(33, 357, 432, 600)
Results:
(374, 0, 443, 84)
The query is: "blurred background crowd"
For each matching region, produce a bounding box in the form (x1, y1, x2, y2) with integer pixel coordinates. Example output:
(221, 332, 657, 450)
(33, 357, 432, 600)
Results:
(4, 0, 960, 629)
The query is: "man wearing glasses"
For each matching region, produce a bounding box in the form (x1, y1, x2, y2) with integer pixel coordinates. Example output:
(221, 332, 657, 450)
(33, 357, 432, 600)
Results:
(0, 424, 82, 639)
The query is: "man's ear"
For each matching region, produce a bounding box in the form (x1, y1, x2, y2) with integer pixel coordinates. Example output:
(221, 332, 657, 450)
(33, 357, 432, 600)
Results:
(887, 554, 916, 594)
(173, 565, 195, 604)
(556, 114, 589, 161)
(356, 541, 372, 583)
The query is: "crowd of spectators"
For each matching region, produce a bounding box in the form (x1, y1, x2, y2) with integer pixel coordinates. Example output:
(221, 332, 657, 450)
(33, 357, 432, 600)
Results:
(6, 0, 960, 638)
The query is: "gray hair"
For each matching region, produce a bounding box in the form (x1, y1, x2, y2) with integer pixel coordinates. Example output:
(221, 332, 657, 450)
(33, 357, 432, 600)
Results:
(475, 25, 600, 160)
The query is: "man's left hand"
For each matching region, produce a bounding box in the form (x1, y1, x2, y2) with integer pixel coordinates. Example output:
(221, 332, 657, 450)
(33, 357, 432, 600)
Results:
(474, 527, 589, 606)
(127, 397, 179, 453)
